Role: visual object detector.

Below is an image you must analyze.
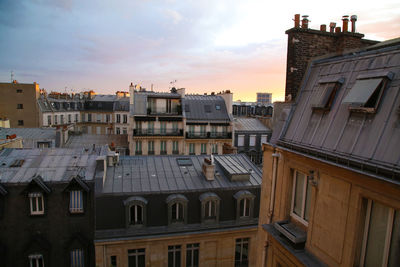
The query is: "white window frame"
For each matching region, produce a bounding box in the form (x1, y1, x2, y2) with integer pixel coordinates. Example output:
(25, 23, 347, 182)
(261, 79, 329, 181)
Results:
(70, 248, 84, 267)
(189, 143, 195, 154)
(235, 238, 249, 267)
(129, 204, 144, 225)
(29, 192, 44, 215)
(249, 135, 256, 146)
(29, 254, 44, 267)
(201, 143, 207, 154)
(240, 198, 250, 218)
(238, 135, 244, 147)
(261, 135, 267, 144)
(290, 170, 311, 226)
(69, 190, 84, 213)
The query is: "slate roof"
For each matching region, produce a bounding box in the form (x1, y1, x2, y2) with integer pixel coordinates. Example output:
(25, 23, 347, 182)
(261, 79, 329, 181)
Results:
(100, 154, 262, 195)
(37, 97, 85, 113)
(64, 134, 128, 149)
(183, 95, 231, 122)
(0, 147, 107, 184)
(234, 118, 271, 132)
(278, 38, 400, 181)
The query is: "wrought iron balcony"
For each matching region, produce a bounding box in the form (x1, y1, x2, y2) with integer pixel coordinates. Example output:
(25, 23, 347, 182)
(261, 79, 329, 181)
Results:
(186, 132, 232, 139)
(133, 128, 183, 136)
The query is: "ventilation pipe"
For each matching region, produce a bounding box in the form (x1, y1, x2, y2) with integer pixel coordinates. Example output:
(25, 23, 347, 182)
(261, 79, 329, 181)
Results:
(342, 15, 349, 32)
(294, 14, 300, 28)
(351, 15, 357, 33)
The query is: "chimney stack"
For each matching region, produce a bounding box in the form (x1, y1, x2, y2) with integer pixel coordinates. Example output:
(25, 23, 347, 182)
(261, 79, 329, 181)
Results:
(329, 22, 336, 33)
(320, 24, 327, 32)
(301, 15, 309, 29)
(342, 15, 349, 32)
(294, 14, 300, 28)
(202, 158, 215, 181)
(351, 15, 357, 33)
(335, 27, 341, 33)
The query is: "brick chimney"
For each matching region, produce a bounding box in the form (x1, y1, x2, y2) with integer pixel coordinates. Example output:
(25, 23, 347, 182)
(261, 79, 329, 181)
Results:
(202, 157, 215, 181)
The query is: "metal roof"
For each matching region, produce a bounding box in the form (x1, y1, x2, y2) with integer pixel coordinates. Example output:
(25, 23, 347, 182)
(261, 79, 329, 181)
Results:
(100, 154, 262, 194)
(183, 95, 231, 122)
(0, 127, 56, 140)
(234, 118, 271, 132)
(0, 147, 106, 184)
(278, 41, 400, 181)
(64, 134, 128, 149)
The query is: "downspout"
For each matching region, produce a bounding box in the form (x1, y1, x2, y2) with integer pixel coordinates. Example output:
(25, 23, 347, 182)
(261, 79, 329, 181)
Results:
(268, 150, 280, 223)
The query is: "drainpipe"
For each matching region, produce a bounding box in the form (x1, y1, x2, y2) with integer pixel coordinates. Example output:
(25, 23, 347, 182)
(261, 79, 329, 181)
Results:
(268, 151, 280, 223)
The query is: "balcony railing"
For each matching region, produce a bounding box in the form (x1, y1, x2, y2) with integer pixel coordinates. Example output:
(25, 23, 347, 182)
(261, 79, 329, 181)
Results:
(186, 132, 232, 139)
(133, 128, 183, 136)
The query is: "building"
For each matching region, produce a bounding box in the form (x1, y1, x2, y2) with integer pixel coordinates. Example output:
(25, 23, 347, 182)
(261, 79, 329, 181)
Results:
(257, 39, 400, 266)
(233, 102, 273, 117)
(0, 146, 113, 266)
(0, 127, 57, 148)
(233, 118, 272, 165)
(285, 14, 379, 101)
(65, 133, 129, 155)
(94, 153, 261, 267)
(256, 93, 272, 105)
(0, 81, 41, 128)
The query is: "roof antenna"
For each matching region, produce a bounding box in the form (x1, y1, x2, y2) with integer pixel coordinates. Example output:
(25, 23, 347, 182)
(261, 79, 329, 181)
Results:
(10, 70, 14, 83)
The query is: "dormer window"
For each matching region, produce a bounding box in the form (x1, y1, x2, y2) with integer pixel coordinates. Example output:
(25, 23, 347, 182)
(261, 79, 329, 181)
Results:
(312, 81, 342, 112)
(124, 196, 148, 227)
(234, 190, 255, 220)
(171, 202, 184, 222)
(29, 192, 44, 215)
(69, 190, 83, 213)
(199, 192, 220, 223)
(166, 194, 188, 225)
(29, 254, 44, 267)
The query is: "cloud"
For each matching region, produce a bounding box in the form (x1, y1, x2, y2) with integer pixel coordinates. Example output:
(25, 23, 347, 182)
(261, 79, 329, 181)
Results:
(164, 9, 183, 24)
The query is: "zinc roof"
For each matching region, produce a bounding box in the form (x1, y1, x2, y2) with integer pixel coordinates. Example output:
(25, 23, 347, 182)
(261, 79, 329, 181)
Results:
(234, 118, 271, 132)
(0, 127, 56, 140)
(100, 154, 262, 194)
(183, 95, 230, 122)
(64, 134, 128, 149)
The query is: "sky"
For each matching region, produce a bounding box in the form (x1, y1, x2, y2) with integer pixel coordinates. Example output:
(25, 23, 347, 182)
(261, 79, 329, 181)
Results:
(0, 0, 399, 102)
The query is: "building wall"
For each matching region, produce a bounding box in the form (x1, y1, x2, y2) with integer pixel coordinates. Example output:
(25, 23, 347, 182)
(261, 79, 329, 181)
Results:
(234, 132, 270, 165)
(0, 182, 95, 267)
(0, 82, 40, 128)
(95, 227, 258, 267)
(256, 144, 400, 266)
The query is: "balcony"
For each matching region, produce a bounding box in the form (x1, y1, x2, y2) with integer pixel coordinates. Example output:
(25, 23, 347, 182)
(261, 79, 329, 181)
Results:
(186, 132, 232, 139)
(133, 128, 183, 136)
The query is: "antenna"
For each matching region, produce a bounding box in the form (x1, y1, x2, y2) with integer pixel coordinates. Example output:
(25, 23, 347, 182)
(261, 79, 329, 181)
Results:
(169, 79, 177, 89)
(10, 70, 14, 83)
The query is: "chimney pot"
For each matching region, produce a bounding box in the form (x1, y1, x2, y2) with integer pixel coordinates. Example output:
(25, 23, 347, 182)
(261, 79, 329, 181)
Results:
(294, 14, 300, 28)
(301, 15, 309, 29)
(351, 15, 357, 33)
(342, 15, 349, 32)
(329, 22, 336, 32)
(335, 26, 341, 33)
(320, 24, 327, 32)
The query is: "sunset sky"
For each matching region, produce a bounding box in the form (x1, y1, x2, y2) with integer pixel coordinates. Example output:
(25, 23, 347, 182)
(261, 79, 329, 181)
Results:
(0, 0, 399, 102)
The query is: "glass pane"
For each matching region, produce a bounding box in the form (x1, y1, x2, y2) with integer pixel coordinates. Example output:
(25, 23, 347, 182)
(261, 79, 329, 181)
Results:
(38, 197, 43, 211)
(193, 249, 199, 267)
(304, 181, 312, 221)
(172, 204, 177, 220)
(128, 255, 136, 267)
(293, 172, 305, 217)
(138, 254, 145, 267)
(186, 250, 192, 267)
(137, 205, 142, 223)
(364, 201, 389, 267)
(240, 199, 244, 217)
(389, 210, 400, 267)
(235, 242, 241, 261)
(176, 251, 181, 267)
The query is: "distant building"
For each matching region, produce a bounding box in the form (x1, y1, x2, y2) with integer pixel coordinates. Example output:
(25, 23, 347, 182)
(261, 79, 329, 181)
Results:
(233, 118, 272, 165)
(94, 153, 261, 267)
(0, 127, 57, 148)
(257, 38, 400, 266)
(256, 93, 272, 105)
(233, 101, 273, 117)
(0, 81, 41, 128)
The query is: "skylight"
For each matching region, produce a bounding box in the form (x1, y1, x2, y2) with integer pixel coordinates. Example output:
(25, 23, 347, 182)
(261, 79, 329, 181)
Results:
(176, 158, 193, 166)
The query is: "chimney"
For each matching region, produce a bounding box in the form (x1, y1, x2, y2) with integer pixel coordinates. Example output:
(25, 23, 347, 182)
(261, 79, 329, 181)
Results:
(202, 158, 215, 181)
(129, 83, 135, 105)
(218, 90, 233, 115)
(329, 22, 336, 32)
(335, 27, 341, 33)
(294, 14, 300, 28)
(320, 24, 327, 32)
(342, 15, 349, 32)
(351, 15, 357, 33)
(301, 15, 309, 29)
(177, 88, 185, 98)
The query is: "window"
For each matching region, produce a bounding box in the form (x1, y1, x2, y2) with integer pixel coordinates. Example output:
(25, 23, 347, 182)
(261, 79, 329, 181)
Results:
(291, 170, 311, 224)
(160, 141, 167, 154)
(135, 141, 142, 155)
(61, 115, 64, 124)
(211, 126, 217, 134)
(81, 114, 85, 122)
(201, 143, 207, 154)
(235, 238, 249, 267)
(75, 114, 78, 122)
(160, 122, 167, 134)
(249, 135, 256, 146)
(359, 199, 399, 267)
(167, 194, 188, 225)
(176, 158, 192, 166)
(130, 205, 143, 225)
(106, 114, 110, 123)
(261, 135, 267, 144)
(87, 114, 92, 122)
(200, 125, 206, 135)
(17, 89, 23, 93)
(123, 128, 127, 135)
(29, 192, 44, 215)
(342, 78, 388, 112)
(96, 114, 101, 122)
(200, 192, 220, 223)
(124, 196, 148, 227)
(123, 114, 128, 124)
(148, 122, 154, 134)
(234, 191, 255, 220)
(148, 141, 154, 155)
(116, 114, 121, 123)
(55, 115, 58, 124)
(189, 125, 194, 134)
(189, 143, 195, 155)
(136, 121, 142, 132)
(70, 249, 84, 267)
(47, 115, 51, 125)
(212, 143, 218, 154)
(17, 103, 23, 109)
(312, 82, 341, 111)
(69, 190, 83, 213)
(237, 135, 244, 147)
(168, 245, 181, 267)
(215, 105, 221, 110)
(68, 114, 72, 123)
(116, 127, 120, 135)
(128, 249, 145, 267)
(172, 122, 178, 132)
(173, 141, 179, 154)
(37, 142, 50, 149)
(110, 256, 117, 267)
(18, 120, 24, 126)
(29, 254, 44, 267)
(186, 243, 199, 267)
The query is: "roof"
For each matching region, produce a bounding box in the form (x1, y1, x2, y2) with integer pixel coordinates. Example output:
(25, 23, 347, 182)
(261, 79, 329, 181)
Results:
(64, 134, 128, 149)
(0, 147, 107, 184)
(183, 95, 231, 122)
(278, 39, 400, 182)
(234, 118, 271, 132)
(100, 154, 262, 194)
(0, 127, 56, 140)
(136, 91, 181, 99)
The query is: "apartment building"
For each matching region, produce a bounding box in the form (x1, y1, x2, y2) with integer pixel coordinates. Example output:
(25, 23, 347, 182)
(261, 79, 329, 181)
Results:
(256, 39, 400, 266)
(0, 81, 41, 127)
(232, 102, 273, 117)
(95, 153, 261, 267)
(256, 93, 272, 105)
